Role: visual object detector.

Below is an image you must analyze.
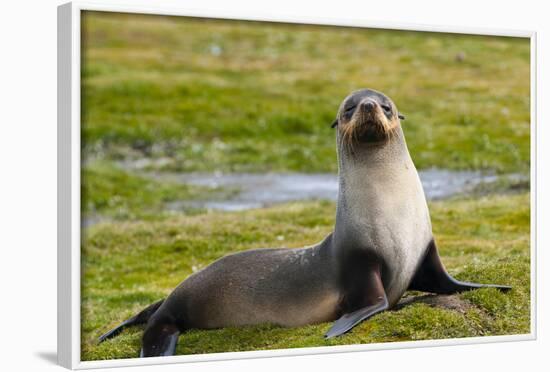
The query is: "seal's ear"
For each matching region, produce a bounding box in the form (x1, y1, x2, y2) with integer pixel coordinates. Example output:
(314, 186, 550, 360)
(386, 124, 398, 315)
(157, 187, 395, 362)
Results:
(398, 113, 405, 120)
(331, 119, 338, 128)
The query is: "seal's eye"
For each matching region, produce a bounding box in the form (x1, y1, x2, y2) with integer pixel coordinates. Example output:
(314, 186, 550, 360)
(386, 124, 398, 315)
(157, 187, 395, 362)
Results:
(343, 105, 357, 119)
(381, 105, 391, 113)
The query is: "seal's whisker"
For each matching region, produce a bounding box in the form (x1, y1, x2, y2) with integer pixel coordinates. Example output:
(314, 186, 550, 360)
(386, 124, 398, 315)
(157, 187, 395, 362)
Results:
(349, 124, 359, 155)
(341, 123, 354, 155)
(387, 123, 398, 141)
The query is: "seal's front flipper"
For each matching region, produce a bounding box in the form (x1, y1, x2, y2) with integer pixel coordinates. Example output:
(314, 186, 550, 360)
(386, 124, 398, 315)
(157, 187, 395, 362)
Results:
(325, 261, 388, 339)
(408, 240, 512, 294)
(140, 318, 180, 357)
(325, 297, 388, 338)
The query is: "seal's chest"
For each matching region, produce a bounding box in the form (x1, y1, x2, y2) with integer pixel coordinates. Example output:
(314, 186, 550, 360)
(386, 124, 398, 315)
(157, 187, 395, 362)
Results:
(349, 190, 432, 299)
(338, 163, 433, 300)
(374, 215, 431, 302)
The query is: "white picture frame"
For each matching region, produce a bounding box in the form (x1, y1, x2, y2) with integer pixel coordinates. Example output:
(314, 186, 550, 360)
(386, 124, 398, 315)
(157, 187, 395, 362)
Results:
(57, 1, 537, 369)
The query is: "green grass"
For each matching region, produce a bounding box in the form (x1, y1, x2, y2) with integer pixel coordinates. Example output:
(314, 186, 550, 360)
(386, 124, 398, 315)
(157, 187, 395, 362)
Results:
(82, 161, 230, 220)
(81, 192, 530, 361)
(81, 11, 530, 174)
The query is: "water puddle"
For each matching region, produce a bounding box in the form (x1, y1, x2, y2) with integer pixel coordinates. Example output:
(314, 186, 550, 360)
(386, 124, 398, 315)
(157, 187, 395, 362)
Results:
(144, 169, 521, 212)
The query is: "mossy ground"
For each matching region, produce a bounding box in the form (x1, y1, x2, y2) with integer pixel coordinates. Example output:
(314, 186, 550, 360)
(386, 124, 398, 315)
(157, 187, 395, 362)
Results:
(81, 192, 530, 360)
(82, 11, 530, 175)
(81, 161, 237, 221)
(80, 12, 531, 361)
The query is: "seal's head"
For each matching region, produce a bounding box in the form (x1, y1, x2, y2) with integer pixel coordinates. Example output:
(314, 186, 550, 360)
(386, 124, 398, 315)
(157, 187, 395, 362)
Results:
(332, 89, 404, 148)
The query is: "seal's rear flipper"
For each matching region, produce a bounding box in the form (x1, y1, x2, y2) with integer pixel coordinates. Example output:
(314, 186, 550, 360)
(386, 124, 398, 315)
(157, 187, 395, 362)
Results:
(325, 261, 388, 339)
(98, 299, 164, 343)
(98, 320, 130, 343)
(408, 240, 512, 294)
(140, 319, 180, 357)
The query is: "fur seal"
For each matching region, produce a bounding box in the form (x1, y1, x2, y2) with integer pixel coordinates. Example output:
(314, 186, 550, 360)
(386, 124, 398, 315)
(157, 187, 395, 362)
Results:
(98, 88, 511, 357)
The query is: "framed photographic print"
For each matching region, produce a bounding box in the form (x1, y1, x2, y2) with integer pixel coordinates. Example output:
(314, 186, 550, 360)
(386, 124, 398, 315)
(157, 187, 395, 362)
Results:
(58, 1, 536, 369)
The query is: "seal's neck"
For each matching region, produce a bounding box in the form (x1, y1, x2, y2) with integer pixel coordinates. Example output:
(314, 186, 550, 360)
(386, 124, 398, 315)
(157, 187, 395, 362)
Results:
(336, 127, 412, 183)
(333, 128, 423, 246)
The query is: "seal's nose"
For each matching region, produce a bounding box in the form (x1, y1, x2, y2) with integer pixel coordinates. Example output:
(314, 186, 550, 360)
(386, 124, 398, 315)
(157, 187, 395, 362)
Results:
(360, 101, 375, 112)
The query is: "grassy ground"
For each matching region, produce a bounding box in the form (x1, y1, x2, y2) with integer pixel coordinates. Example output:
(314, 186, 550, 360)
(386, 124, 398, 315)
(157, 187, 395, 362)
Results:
(81, 191, 530, 360)
(81, 161, 238, 221)
(80, 11, 531, 361)
(82, 11, 530, 174)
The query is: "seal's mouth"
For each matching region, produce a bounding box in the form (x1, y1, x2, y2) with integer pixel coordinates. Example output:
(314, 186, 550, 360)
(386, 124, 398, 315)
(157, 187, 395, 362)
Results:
(340, 100, 397, 146)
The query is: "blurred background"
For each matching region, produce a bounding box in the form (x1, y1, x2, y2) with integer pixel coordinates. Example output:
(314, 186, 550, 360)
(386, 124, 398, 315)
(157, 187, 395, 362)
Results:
(80, 11, 530, 360)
